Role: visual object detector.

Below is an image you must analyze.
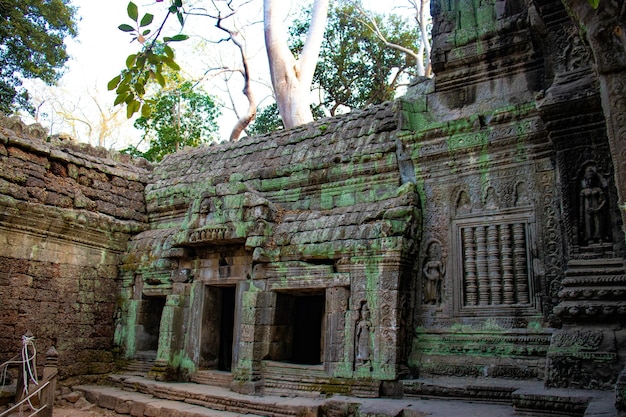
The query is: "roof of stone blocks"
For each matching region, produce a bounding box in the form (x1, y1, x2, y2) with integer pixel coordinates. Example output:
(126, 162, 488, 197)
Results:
(124, 101, 421, 271)
(0, 114, 152, 177)
(0, 114, 151, 226)
(146, 101, 400, 210)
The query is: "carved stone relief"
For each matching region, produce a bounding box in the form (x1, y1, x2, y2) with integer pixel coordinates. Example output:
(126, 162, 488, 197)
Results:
(422, 240, 445, 306)
(354, 300, 372, 371)
(459, 220, 531, 307)
(578, 161, 611, 247)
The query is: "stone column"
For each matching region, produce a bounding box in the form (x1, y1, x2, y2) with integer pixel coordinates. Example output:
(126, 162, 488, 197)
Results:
(561, 0, 626, 238)
(543, 0, 626, 391)
(230, 280, 265, 394)
(40, 347, 58, 417)
(350, 254, 409, 381)
(151, 287, 188, 381)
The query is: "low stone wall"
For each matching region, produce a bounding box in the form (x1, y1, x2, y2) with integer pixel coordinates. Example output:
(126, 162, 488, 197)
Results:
(0, 115, 149, 380)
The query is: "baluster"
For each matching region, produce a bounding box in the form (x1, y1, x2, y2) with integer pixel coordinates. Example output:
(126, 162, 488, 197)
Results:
(476, 225, 489, 305)
(487, 224, 502, 305)
(500, 224, 515, 304)
(513, 223, 530, 304)
(463, 227, 477, 306)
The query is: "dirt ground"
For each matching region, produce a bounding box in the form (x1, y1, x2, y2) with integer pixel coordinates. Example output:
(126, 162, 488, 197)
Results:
(52, 404, 123, 417)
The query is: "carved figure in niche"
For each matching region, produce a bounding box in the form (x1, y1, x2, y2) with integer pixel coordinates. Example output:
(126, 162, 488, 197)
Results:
(515, 181, 530, 206)
(456, 190, 471, 215)
(214, 198, 223, 218)
(354, 301, 372, 370)
(579, 162, 610, 245)
(196, 196, 225, 227)
(484, 186, 499, 210)
(197, 197, 211, 226)
(423, 240, 445, 305)
(564, 31, 589, 72)
(199, 197, 210, 215)
(218, 253, 231, 278)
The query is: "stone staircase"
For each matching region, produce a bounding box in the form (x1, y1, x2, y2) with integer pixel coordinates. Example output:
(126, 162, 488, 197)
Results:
(190, 370, 233, 389)
(121, 351, 157, 377)
(71, 374, 617, 417)
(76, 374, 324, 417)
(402, 377, 613, 417)
(261, 361, 380, 398)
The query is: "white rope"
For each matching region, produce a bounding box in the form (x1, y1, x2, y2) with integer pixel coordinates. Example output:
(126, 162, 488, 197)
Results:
(20, 334, 42, 414)
(0, 334, 48, 417)
(22, 334, 39, 386)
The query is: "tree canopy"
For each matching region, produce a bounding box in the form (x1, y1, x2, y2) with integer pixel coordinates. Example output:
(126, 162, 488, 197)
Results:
(250, 1, 421, 135)
(290, 0, 419, 116)
(111, 0, 425, 141)
(0, 0, 77, 114)
(122, 80, 220, 162)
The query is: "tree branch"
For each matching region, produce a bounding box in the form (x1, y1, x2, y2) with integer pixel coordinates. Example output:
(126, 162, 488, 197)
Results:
(299, 0, 329, 86)
(215, 8, 256, 141)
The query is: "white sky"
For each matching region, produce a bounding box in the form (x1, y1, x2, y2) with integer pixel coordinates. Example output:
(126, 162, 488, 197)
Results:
(24, 0, 419, 150)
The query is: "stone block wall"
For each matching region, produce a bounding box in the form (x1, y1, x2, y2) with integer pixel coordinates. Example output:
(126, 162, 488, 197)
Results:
(118, 102, 421, 395)
(402, 0, 626, 389)
(0, 115, 149, 379)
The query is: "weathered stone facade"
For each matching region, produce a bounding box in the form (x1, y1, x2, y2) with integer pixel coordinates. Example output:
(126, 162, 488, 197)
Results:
(2, 0, 626, 408)
(0, 116, 148, 379)
(118, 102, 420, 396)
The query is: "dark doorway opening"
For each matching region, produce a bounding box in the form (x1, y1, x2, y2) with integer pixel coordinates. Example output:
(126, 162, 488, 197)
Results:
(292, 294, 324, 364)
(218, 286, 235, 371)
(200, 285, 236, 371)
(271, 291, 325, 365)
(136, 295, 165, 352)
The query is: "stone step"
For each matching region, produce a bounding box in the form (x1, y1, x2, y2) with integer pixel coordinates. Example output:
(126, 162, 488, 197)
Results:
(190, 370, 232, 389)
(72, 375, 618, 417)
(121, 351, 157, 377)
(99, 374, 324, 417)
(402, 378, 517, 403)
(261, 360, 380, 398)
(512, 389, 592, 417)
(123, 360, 154, 377)
(401, 377, 614, 417)
(74, 384, 264, 417)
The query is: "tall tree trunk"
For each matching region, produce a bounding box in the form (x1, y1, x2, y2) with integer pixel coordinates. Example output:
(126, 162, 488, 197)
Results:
(264, 0, 329, 128)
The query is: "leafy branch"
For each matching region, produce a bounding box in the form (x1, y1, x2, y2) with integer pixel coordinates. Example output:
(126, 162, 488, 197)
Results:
(107, 1, 189, 118)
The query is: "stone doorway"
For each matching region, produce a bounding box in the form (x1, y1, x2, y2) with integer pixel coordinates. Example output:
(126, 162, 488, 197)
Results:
(135, 295, 165, 353)
(271, 291, 325, 365)
(200, 285, 236, 372)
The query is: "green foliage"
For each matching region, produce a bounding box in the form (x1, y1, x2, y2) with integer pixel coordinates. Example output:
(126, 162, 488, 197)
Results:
(0, 0, 77, 114)
(588, 0, 600, 8)
(108, 1, 188, 118)
(247, 103, 284, 136)
(290, 0, 419, 116)
(248, 103, 325, 136)
(121, 80, 220, 162)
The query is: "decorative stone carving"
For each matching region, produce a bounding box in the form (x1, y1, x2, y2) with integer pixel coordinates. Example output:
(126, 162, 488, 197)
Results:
(422, 240, 445, 305)
(354, 301, 372, 371)
(547, 327, 619, 389)
(551, 329, 603, 350)
(483, 187, 499, 211)
(578, 162, 611, 246)
(458, 217, 532, 308)
(455, 190, 472, 216)
(563, 31, 591, 73)
(514, 181, 530, 206)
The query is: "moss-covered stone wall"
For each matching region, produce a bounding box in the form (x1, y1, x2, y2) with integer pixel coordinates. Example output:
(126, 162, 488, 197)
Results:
(118, 102, 421, 395)
(0, 115, 148, 380)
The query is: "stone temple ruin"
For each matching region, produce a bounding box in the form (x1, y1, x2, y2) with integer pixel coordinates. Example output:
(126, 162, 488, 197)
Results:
(2, 0, 626, 415)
